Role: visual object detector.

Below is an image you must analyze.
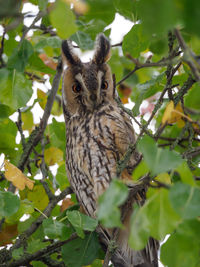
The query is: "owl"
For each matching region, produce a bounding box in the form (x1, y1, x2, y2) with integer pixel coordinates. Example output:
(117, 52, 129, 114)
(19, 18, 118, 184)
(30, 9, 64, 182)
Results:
(61, 34, 158, 267)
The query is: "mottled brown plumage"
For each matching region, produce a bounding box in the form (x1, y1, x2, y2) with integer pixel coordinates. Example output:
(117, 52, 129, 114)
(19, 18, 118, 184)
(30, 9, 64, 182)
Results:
(62, 34, 158, 267)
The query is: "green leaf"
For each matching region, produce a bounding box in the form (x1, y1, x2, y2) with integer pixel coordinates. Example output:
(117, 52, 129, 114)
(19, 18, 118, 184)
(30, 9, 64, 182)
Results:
(122, 24, 149, 58)
(132, 160, 150, 180)
(0, 104, 12, 120)
(132, 72, 165, 116)
(130, 188, 180, 250)
(184, 83, 200, 111)
(71, 31, 94, 50)
(85, 0, 115, 25)
(137, 135, 183, 175)
(6, 199, 34, 224)
(161, 219, 200, 267)
(97, 179, 128, 228)
(62, 232, 101, 267)
(109, 49, 124, 82)
(169, 183, 200, 219)
(27, 239, 47, 254)
(0, 191, 20, 217)
(182, 0, 200, 37)
(7, 40, 34, 72)
(12, 247, 24, 260)
(0, 69, 33, 110)
(43, 218, 71, 240)
(67, 210, 98, 238)
(28, 53, 55, 75)
(0, 119, 17, 155)
(49, 0, 77, 39)
(137, 0, 178, 36)
(176, 162, 196, 186)
(48, 118, 66, 152)
(129, 204, 150, 250)
(56, 164, 69, 190)
(35, 36, 62, 50)
(113, 0, 135, 20)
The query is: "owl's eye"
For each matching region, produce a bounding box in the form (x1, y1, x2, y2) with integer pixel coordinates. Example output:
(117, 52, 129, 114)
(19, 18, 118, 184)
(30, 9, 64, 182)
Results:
(72, 83, 82, 93)
(101, 81, 108, 90)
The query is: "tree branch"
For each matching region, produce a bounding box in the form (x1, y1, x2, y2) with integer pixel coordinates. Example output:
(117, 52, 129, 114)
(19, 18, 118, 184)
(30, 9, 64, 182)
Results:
(7, 233, 78, 267)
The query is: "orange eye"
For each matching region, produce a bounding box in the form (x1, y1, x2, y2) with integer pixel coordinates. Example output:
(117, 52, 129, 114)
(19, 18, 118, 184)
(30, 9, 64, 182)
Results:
(101, 81, 108, 89)
(72, 83, 82, 93)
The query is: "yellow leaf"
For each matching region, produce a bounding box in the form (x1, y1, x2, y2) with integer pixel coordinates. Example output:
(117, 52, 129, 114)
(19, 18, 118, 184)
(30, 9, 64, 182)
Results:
(155, 173, 171, 185)
(162, 101, 183, 124)
(21, 111, 34, 132)
(4, 160, 34, 191)
(27, 185, 49, 210)
(64, 0, 89, 14)
(44, 147, 63, 166)
(37, 89, 47, 110)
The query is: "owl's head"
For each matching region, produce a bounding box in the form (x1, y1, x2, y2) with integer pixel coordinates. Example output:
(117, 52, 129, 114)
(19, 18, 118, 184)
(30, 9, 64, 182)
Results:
(62, 34, 114, 116)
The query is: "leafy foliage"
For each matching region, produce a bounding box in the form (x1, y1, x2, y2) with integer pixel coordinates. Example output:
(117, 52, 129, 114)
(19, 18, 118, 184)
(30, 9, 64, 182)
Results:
(0, 0, 200, 266)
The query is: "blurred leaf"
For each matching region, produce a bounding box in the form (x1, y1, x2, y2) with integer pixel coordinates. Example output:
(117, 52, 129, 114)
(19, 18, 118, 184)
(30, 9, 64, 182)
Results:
(169, 182, 200, 219)
(56, 163, 69, 190)
(7, 40, 34, 72)
(39, 53, 57, 70)
(154, 173, 171, 185)
(12, 247, 24, 260)
(85, 0, 115, 25)
(48, 118, 66, 152)
(137, 135, 183, 175)
(37, 89, 47, 110)
(109, 49, 124, 81)
(71, 31, 94, 50)
(98, 179, 128, 228)
(182, 0, 200, 37)
(0, 223, 18, 246)
(62, 232, 101, 267)
(0, 191, 20, 217)
(176, 162, 196, 186)
(0, 118, 17, 155)
(44, 147, 63, 166)
(122, 24, 149, 58)
(130, 188, 180, 249)
(0, 69, 33, 110)
(4, 160, 35, 191)
(21, 111, 34, 132)
(6, 199, 34, 224)
(136, 0, 178, 36)
(67, 210, 98, 238)
(43, 218, 71, 240)
(184, 83, 200, 111)
(161, 219, 200, 267)
(132, 160, 150, 180)
(78, 19, 107, 40)
(27, 185, 48, 210)
(0, 104, 12, 120)
(132, 72, 165, 115)
(27, 239, 47, 254)
(35, 36, 62, 50)
(60, 198, 74, 212)
(113, 0, 135, 20)
(28, 53, 56, 75)
(50, 0, 77, 39)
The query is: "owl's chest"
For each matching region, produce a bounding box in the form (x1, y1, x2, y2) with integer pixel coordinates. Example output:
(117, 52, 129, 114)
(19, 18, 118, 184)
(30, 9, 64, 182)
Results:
(65, 106, 124, 178)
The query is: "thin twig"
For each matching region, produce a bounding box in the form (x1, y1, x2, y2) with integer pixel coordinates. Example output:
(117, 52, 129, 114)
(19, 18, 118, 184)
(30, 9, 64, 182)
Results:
(7, 233, 78, 267)
(174, 28, 200, 81)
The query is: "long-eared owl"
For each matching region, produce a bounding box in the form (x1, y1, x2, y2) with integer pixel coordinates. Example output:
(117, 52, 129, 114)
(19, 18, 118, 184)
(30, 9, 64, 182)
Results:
(61, 34, 158, 267)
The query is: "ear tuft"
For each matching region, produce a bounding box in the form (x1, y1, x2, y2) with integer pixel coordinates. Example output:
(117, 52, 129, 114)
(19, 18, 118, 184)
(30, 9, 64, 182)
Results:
(62, 40, 81, 66)
(93, 33, 111, 64)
